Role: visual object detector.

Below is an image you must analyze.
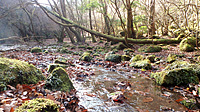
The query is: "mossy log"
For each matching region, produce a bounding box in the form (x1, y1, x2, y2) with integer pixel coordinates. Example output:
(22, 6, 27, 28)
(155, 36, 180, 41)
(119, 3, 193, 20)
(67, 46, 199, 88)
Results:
(35, 2, 181, 45)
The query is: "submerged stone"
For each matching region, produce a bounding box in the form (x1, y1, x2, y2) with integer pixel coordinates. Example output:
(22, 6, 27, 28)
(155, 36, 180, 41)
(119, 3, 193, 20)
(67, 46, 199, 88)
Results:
(130, 59, 152, 70)
(45, 67, 74, 92)
(105, 52, 121, 63)
(0, 58, 45, 91)
(15, 98, 59, 112)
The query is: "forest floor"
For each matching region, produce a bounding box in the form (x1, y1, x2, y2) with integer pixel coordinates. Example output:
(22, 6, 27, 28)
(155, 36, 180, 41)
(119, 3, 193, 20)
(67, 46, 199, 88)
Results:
(1, 39, 200, 111)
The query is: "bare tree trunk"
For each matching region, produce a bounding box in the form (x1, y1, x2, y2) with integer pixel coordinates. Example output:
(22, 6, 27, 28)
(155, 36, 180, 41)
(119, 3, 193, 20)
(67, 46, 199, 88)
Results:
(89, 8, 96, 42)
(149, 0, 156, 36)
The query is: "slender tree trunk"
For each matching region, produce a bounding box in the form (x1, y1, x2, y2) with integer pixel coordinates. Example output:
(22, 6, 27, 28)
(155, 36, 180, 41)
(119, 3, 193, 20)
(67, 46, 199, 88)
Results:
(89, 6, 96, 43)
(149, 0, 156, 36)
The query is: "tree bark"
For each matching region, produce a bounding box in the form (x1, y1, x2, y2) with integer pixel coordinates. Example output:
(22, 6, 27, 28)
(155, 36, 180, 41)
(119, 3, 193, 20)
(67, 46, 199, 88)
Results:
(149, 0, 156, 36)
(89, 0, 96, 43)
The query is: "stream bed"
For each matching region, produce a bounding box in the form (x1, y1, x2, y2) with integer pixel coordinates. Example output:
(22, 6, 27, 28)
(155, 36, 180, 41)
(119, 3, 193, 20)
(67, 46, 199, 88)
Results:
(74, 64, 187, 111)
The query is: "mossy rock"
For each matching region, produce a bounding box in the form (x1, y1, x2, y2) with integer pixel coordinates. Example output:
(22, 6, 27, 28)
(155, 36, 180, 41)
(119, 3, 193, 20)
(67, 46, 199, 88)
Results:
(71, 46, 76, 49)
(54, 57, 68, 64)
(99, 40, 104, 43)
(150, 61, 199, 86)
(129, 59, 152, 70)
(79, 52, 92, 62)
(60, 48, 69, 53)
(105, 52, 121, 63)
(47, 64, 68, 73)
(78, 45, 86, 49)
(179, 37, 196, 52)
(15, 98, 59, 112)
(121, 55, 131, 61)
(146, 55, 155, 63)
(130, 54, 144, 63)
(180, 43, 194, 52)
(116, 42, 127, 50)
(45, 67, 74, 92)
(138, 45, 162, 53)
(123, 48, 134, 53)
(150, 68, 199, 86)
(166, 54, 177, 63)
(93, 53, 100, 57)
(31, 47, 42, 53)
(86, 46, 93, 50)
(0, 58, 45, 91)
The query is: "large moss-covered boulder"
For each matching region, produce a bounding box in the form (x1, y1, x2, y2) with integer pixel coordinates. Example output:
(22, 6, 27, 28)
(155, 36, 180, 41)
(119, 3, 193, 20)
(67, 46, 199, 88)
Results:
(130, 59, 152, 70)
(150, 61, 199, 86)
(179, 37, 196, 52)
(79, 51, 92, 62)
(15, 98, 59, 112)
(138, 45, 162, 53)
(31, 47, 42, 53)
(166, 54, 177, 63)
(105, 52, 121, 63)
(0, 58, 45, 91)
(45, 67, 74, 92)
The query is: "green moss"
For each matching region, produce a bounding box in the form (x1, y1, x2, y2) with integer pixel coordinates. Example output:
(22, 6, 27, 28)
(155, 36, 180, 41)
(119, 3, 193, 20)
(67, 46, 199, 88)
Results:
(93, 53, 100, 57)
(31, 47, 42, 53)
(166, 54, 177, 63)
(60, 48, 69, 53)
(45, 67, 74, 92)
(116, 42, 127, 50)
(180, 99, 197, 109)
(105, 52, 121, 63)
(47, 64, 68, 73)
(151, 61, 200, 86)
(179, 37, 196, 52)
(138, 45, 162, 53)
(123, 48, 134, 53)
(78, 45, 86, 49)
(15, 98, 59, 112)
(99, 40, 104, 43)
(129, 59, 152, 70)
(121, 55, 131, 61)
(130, 54, 144, 62)
(86, 46, 93, 50)
(0, 58, 45, 92)
(150, 68, 199, 86)
(79, 52, 92, 62)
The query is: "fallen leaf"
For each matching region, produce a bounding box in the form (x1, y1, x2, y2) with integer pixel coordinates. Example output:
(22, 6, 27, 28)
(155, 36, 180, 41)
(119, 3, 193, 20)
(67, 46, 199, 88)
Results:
(143, 97, 153, 103)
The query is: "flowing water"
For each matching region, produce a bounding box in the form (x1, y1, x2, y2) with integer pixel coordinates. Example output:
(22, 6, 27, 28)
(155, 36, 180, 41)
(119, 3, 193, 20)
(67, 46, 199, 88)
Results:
(74, 65, 187, 111)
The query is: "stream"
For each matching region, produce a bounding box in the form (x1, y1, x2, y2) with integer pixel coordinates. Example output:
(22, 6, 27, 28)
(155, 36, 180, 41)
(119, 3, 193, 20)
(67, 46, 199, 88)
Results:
(0, 44, 188, 111)
(74, 64, 187, 111)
